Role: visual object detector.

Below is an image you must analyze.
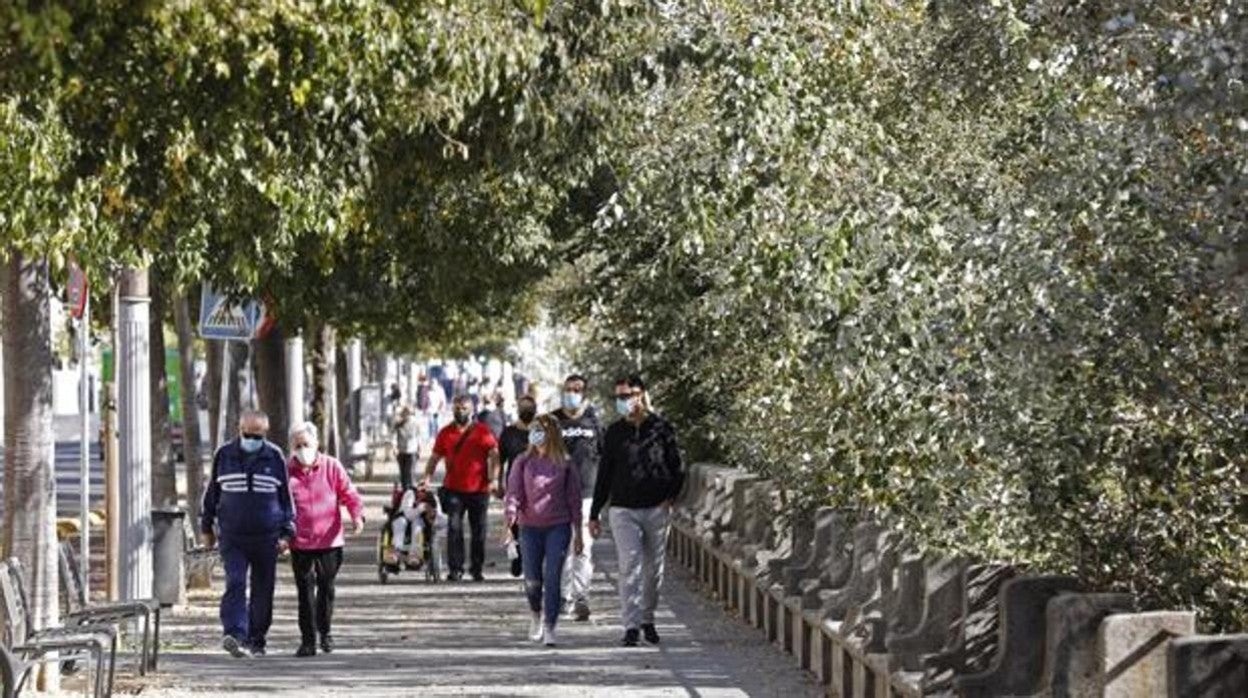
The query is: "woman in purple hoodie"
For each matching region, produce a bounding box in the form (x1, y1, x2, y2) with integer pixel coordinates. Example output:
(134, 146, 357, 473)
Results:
(504, 413, 583, 647)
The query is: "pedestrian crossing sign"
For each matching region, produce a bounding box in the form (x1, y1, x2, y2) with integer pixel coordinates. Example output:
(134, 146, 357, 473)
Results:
(198, 285, 266, 340)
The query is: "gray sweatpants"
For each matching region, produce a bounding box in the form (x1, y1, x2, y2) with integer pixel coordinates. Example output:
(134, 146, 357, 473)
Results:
(609, 505, 671, 630)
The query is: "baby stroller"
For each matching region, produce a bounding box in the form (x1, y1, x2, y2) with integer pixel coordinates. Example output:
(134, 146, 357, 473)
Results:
(377, 482, 445, 583)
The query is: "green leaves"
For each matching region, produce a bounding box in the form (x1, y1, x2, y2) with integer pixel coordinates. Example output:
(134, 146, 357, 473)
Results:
(554, 0, 1248, 632)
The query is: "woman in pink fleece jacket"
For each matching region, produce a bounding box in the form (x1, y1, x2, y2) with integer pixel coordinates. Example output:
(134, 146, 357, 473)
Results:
(287, 421, 364, 658)
(504, 413, 583, 647)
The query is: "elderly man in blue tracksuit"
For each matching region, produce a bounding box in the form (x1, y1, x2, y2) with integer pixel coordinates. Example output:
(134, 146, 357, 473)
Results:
(201, 409, 295, 658)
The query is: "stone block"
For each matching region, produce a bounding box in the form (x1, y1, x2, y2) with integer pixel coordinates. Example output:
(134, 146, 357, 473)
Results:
(887, 556, 969, 672)
(811, 522, 885, 620)
(953, 575, 1082, 698)
(1099, 611, 1195, 698)
(1168, 634, 1248, 698)
(783, 508, 850, 595)
(1033, 592, 1135, 697)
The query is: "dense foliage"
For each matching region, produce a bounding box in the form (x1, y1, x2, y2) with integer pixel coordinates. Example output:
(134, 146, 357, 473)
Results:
(1, 0, 557, 349)
(558, 0, 1247, 631)
(3, 0, 1245, 631)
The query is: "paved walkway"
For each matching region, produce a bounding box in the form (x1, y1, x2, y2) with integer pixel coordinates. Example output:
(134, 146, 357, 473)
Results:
(128, 481, 821, 697)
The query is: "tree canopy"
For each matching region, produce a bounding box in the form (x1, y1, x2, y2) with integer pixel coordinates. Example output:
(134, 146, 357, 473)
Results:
(2, 0, 1245, 632)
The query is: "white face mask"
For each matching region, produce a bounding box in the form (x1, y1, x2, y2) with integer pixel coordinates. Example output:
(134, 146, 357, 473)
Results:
(296, 445, 318, 466)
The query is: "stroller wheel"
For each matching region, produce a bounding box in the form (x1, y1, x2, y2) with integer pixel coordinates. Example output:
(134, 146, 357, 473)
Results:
(427, 549, 441, 582)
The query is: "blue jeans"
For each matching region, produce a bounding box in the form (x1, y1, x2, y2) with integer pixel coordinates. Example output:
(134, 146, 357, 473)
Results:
(520, 524, 573, 627)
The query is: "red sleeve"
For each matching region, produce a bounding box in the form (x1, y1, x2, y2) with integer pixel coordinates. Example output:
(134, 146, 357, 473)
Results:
(432, 427, 448, 457)
(479, 423, 499, 450)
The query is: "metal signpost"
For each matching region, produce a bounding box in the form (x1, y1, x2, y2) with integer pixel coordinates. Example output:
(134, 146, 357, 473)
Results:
(198, 285, 265, 449)
(68, 261, 90, 598)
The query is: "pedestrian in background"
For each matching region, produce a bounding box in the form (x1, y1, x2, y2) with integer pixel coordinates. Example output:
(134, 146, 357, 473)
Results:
(499, 394, 539, 577)
(422, 395, 501, 581)
(505, 413, 583, 647)
(552, 374, 604, 621)
(394, 404, 421, 490)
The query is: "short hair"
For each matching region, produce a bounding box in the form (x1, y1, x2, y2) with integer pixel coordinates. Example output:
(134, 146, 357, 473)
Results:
(289, 421, 319, 444)
(239, 409, 270, 427)
(615, 375, 646, 391)
(564, 374, 588, 389)
(452, 394, 473, 406)
(517, 394, 537, 405)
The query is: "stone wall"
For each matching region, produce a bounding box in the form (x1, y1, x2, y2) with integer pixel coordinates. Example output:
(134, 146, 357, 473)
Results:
(668, 464, 1248, 697)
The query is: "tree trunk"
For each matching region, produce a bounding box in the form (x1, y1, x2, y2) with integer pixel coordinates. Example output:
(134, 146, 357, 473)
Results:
(335, 343, 350, 459)
(2, 252, 60, 650)
(225, 341, 248, 441)
(310, 323, 336, 456)
(251, 327, 288, 452)
(149, 275, 177, 507)
(205, 340, 222, 453)
(172, 293, 204, 528)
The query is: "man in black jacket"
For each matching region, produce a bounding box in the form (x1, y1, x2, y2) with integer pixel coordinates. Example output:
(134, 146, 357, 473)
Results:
(588, 375, 684, 647)
(553, 374, 604, 621)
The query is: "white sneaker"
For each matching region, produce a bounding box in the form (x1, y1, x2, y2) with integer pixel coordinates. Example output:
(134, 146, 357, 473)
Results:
(543, 624, 558, 647)
(528, 613, 544, 642)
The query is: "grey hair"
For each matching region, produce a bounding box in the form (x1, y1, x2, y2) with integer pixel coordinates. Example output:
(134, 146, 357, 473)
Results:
(289, 421, 319, 444)
(239, 409, 270, 427)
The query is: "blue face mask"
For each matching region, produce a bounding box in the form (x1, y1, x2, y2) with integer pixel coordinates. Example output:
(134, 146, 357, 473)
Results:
(528, 429, 547, 447)
(240, 436, 264, 453)
(561, 392, 583, 410)
(615, 398, 635, 415)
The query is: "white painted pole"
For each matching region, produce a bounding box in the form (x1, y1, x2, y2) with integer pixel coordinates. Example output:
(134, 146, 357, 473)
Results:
(286, 334, 305, 427)
(347, 338, 366, 461)
(118, 268, 152, 601)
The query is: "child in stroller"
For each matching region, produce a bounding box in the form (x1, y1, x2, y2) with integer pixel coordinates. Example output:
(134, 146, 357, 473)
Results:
(377, 482, 446, 583)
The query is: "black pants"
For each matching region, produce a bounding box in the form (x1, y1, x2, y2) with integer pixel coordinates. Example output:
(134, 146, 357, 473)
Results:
(397, 453, 416, 490)
(291, 548, 343, 644)
(440, 489, 489, 576)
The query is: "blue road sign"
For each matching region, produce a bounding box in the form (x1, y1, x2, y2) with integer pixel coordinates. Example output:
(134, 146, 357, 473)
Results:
(198, 285, 264, 341)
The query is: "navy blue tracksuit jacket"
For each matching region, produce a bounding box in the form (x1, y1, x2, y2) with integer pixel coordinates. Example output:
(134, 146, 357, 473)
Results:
(200, 438, 294, 648)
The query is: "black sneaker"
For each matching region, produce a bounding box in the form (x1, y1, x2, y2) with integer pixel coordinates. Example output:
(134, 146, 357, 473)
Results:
(319, 635, 335, 654)
(621, 628, 640, 647)
(295, 643, 316, 658)
(641, 623, 661, 645)
(573, 599, 591, 622)
(471, 571, 485, 582)
(222, 635, 248, 659)
(510, 556, 523, 578)
(447, 571, 463, 582)
(249, 645, 267, 657)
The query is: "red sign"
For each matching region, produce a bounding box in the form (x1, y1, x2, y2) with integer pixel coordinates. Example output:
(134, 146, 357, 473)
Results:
(67, 261, 88, 319)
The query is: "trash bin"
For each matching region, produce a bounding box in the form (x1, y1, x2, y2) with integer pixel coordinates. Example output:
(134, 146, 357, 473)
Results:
(151, 508, 186, 607)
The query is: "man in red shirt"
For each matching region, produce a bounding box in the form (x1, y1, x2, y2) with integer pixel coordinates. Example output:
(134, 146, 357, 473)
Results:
(422, 395, 501, 581)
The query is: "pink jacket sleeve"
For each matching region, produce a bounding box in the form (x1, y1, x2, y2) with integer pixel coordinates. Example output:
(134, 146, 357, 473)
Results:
(333, 460, 365, 522)
(504, 456, 525, 522)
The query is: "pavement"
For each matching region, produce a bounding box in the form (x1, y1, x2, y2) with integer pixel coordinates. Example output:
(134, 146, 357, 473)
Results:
(108, 479, 822, 697)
